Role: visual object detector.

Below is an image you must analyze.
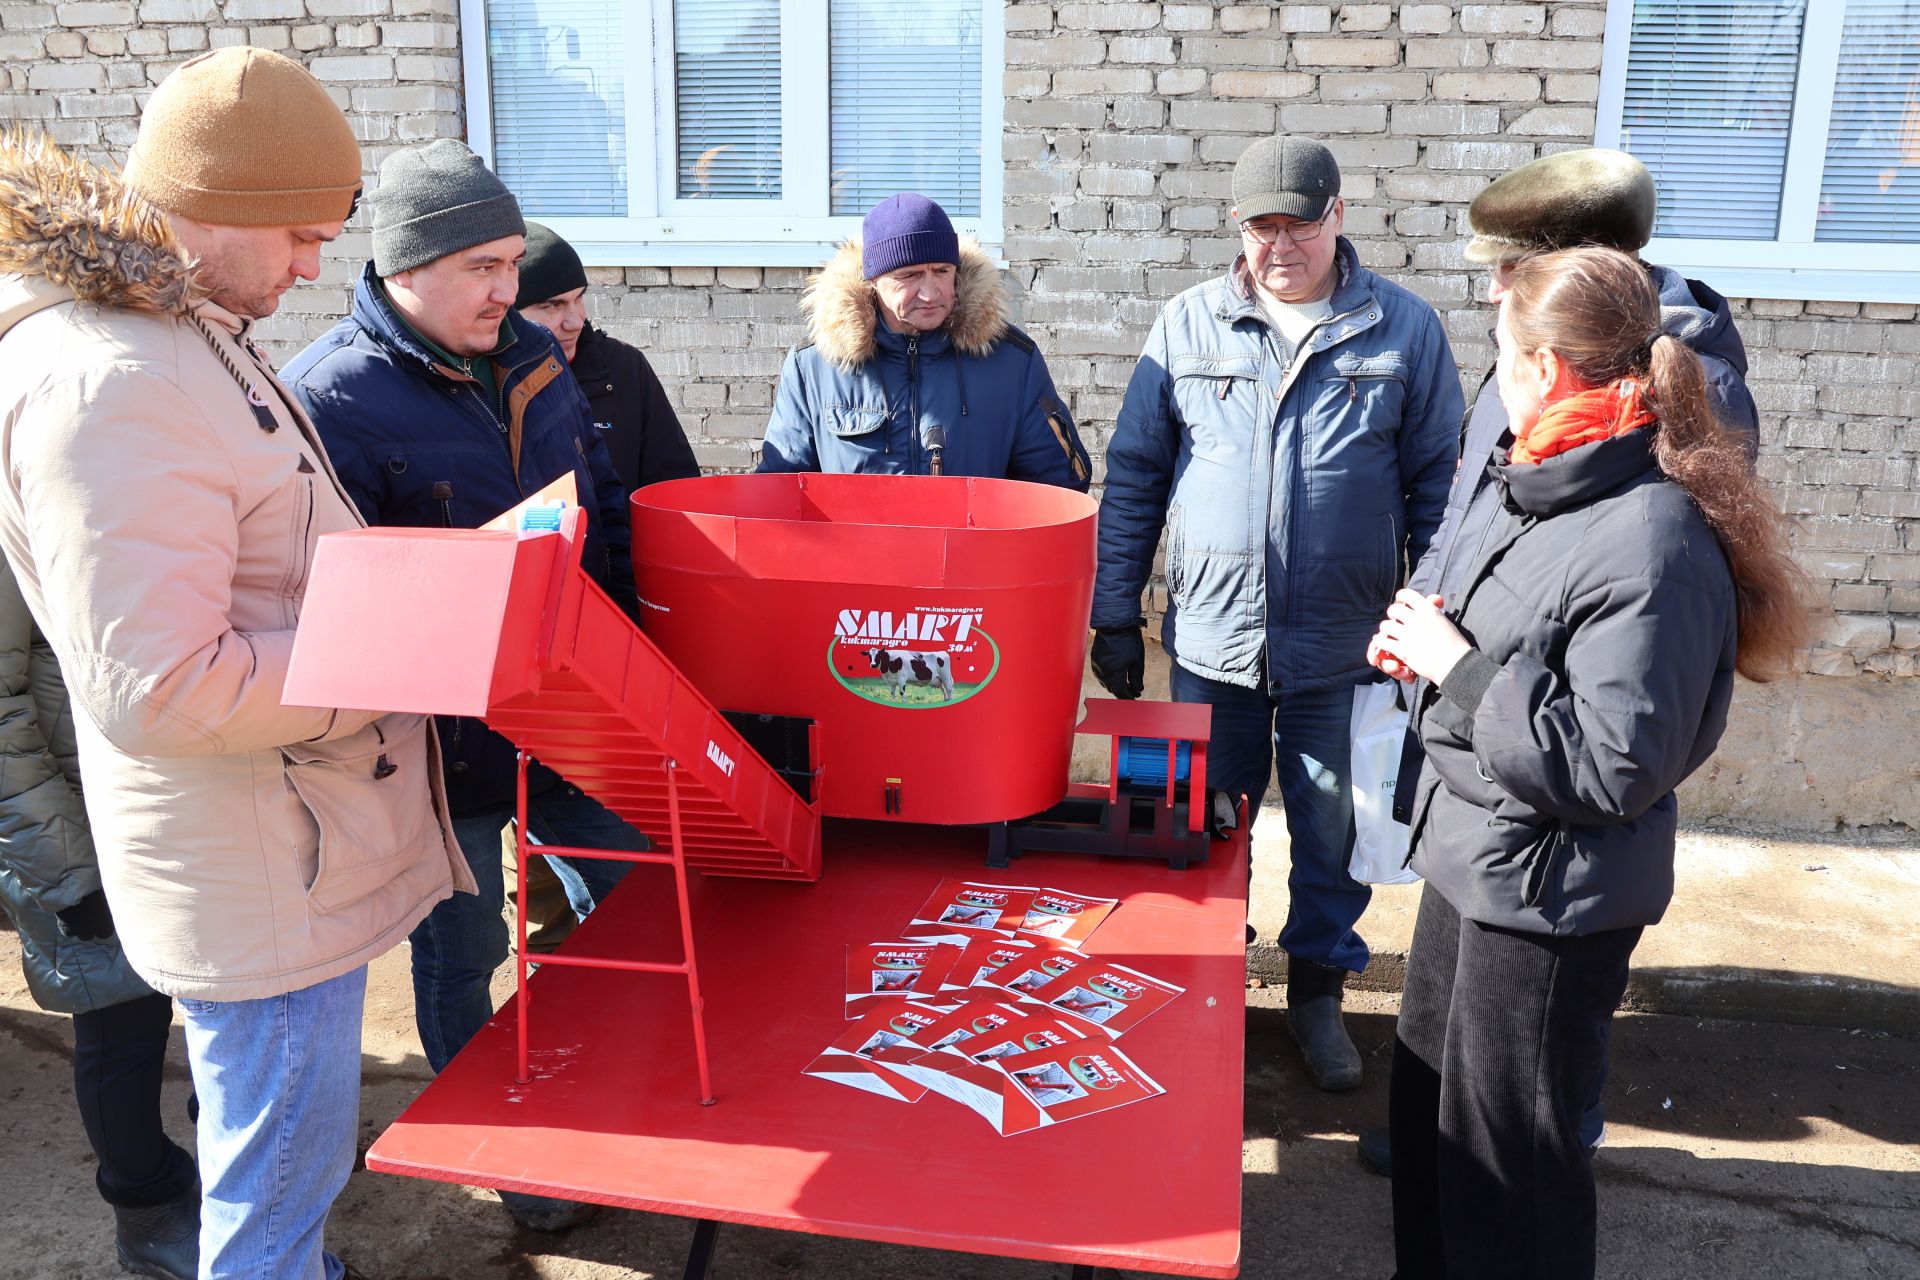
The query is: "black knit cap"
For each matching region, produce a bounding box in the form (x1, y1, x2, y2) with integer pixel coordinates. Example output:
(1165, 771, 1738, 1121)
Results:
(516, 222, 588, 307)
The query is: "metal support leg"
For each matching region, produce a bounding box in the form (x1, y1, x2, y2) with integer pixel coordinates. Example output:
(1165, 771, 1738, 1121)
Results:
(683, 1218, 720, 1280)
(666, 759, 718, 1106)
(514, 750, 532, 1085)
(1069, 1266, 1097, 1280)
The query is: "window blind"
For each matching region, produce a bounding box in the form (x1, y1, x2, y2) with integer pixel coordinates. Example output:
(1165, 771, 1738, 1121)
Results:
(1620, 0, 1807, 240)
(673, 0, 782, 200)
(827, 0, 982, 217)
(486, 0, 627, 216)
(1819, 0, 1920, 243)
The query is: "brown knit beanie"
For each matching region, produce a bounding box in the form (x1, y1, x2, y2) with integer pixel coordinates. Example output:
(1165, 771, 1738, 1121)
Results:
(125, 47, 361, 226)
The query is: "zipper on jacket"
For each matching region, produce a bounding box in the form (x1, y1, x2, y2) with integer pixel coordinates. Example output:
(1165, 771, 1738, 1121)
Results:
(905, 333, 920, 467)
(457, 383, 525, 495)
(1410, 496, 1507, 735)
(1217, 377, 1233, 400)
(433, 481, 454, 528)
(1347, 376, 1358, 403)
(279, 473, 317, 623)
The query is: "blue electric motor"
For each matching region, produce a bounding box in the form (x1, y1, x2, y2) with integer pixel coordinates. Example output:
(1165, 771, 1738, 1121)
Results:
(1114, 736, 1192, 790)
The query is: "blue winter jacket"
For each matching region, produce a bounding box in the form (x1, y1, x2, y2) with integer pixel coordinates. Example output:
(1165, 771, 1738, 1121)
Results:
(1094, 240, 1464, 693)
(758, 240, 1091, 488)
(283, 264, 638, 815)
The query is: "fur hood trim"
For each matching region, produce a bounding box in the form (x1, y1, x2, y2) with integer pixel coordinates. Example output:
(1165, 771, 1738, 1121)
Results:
(802, 235, 1009, 372)
(0, 129, 197, 316)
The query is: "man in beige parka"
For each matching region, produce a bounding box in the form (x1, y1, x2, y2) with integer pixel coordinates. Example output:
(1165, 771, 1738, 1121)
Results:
(0, 49, 468, 1280)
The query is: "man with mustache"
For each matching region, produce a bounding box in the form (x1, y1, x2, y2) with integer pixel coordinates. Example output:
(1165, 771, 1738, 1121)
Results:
(283, 139, 641, 1234)
(1092, 137, 1463, 1093)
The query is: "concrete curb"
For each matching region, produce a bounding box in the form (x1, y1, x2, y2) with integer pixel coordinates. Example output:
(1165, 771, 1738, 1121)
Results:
(1246, 943, 1920, 1036)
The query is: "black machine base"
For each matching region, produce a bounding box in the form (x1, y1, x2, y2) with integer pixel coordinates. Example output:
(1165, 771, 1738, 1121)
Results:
(985, 789, 1214, 871)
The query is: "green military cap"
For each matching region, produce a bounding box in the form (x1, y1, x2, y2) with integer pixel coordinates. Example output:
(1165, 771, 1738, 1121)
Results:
(1464, 148, 1657, 265)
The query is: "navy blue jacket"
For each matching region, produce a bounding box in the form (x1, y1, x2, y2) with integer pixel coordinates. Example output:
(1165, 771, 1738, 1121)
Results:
(757, 241, 1090, 488)
(1095, 241, 1464, 693)
(284, 264, 638, 815)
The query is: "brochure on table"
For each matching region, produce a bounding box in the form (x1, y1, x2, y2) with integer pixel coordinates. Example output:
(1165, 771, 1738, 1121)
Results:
(844, 941, 964, 1018)
(805, 878, 1178, 1134)
(1017, 887, 1120, 948)
(901, 880, 1039, 944)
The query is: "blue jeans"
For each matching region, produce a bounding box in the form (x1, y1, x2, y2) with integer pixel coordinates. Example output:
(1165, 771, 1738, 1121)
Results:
(1169, 663, 1370, 973)
(412, 784, 641, 1073)
(178, 967, 366, 1280)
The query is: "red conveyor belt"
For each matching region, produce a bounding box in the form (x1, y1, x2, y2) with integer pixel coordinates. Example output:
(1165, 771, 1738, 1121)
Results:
(282, 508, 820, 882)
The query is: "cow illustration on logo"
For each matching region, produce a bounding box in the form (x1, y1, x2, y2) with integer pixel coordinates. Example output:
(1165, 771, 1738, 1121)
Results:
(1068, 1055, 1120, 1091)
(829, 606, 999, 708)
(1090, 974, 1146, 1001)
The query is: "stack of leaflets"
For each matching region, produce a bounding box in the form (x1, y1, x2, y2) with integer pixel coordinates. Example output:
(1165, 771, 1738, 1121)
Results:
(805, 880, 1179, 1135)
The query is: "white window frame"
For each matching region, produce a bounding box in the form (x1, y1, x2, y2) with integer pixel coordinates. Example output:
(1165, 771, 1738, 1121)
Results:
(460, 0, 1004, 266)
(1597, 0, 1920, 302)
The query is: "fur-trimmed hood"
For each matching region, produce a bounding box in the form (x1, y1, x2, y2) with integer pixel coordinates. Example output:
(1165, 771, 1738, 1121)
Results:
(802, 235, 1010, 372)
(0, 129, 197, 332)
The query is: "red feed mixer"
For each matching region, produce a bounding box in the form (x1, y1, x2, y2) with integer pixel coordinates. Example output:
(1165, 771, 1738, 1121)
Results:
(629, 473, 1098, 826)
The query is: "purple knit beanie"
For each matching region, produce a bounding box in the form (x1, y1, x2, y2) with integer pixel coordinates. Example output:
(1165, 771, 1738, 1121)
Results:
(861, 193, 959, 280)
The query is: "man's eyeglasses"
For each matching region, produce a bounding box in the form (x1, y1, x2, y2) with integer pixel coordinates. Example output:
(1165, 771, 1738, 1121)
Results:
(1240, 216, 1328, 245)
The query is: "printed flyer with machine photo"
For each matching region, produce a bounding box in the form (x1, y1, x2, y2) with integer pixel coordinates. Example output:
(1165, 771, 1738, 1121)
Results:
(938, 1039, 1167, 1136)
(900, 880, 1039, 944)
(910, 994, 1065, 1059)
(844, 941, 965, 1018)
(1016, 887, 1120, 949)
(802, 1004, 944, 1103)
(884, 1004, 1098, 1109)
(976, 939, 1087, 997)
(1029, 961, 1185, 1037)
(942, 935, 1036, 990)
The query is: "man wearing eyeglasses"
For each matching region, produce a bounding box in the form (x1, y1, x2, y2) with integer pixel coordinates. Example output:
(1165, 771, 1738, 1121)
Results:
(1090, 137, 1463, 1092)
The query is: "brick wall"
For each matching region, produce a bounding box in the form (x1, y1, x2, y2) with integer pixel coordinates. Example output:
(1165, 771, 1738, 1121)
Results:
(3, 1, 1916, 698)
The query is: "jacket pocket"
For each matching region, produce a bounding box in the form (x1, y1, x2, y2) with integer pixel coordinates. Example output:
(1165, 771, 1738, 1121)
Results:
(1169, 355, 1262, 465)
(282, 715, 433, 915)
(1323, 352, 1409, 396)
(1520, 822, 1568, 910)
(1377, 510, 1405, 599)
(828, 403, 887, 439)
(1165, 503, 1186, 599)
(276, 473, 316, 613)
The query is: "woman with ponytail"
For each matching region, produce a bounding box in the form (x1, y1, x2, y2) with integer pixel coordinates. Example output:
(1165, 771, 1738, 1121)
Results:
(1367, 245, 1809, 1279)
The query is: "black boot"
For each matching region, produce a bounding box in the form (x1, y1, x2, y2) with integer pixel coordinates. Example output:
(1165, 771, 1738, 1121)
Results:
(113, 1185, 198, 1280)
(1286, 956, 1362, 1092)
(1356, 1124, 1393, 1177)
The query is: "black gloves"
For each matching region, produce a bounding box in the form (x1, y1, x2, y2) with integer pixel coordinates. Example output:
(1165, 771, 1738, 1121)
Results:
(1089, 625, 1146, 700)
(56, 889, 115, 942)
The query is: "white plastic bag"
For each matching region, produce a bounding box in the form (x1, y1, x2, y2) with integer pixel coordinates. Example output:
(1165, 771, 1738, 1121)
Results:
(1349, 679, 1419, 886)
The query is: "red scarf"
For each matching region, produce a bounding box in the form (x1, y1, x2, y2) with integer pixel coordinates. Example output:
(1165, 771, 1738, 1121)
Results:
(1509, 380, 1656, 466)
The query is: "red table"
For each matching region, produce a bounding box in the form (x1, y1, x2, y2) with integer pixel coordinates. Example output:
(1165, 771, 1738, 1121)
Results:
(367, 820, 1247, 1278)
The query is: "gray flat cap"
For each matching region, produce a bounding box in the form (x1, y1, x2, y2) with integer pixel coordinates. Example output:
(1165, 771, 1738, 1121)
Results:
(1232, 136, 1341, 222)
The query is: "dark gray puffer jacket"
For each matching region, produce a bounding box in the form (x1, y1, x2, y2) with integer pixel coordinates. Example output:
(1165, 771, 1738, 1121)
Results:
(0, 554, 154, 1014)
(1406, 428, 1738, 936)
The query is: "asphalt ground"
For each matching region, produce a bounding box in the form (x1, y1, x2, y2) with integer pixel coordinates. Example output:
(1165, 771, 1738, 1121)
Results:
(3, 937, 1916, 1280)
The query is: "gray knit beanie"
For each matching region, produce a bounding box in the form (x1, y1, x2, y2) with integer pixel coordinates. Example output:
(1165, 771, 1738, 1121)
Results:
(371, 139, 525, 276)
